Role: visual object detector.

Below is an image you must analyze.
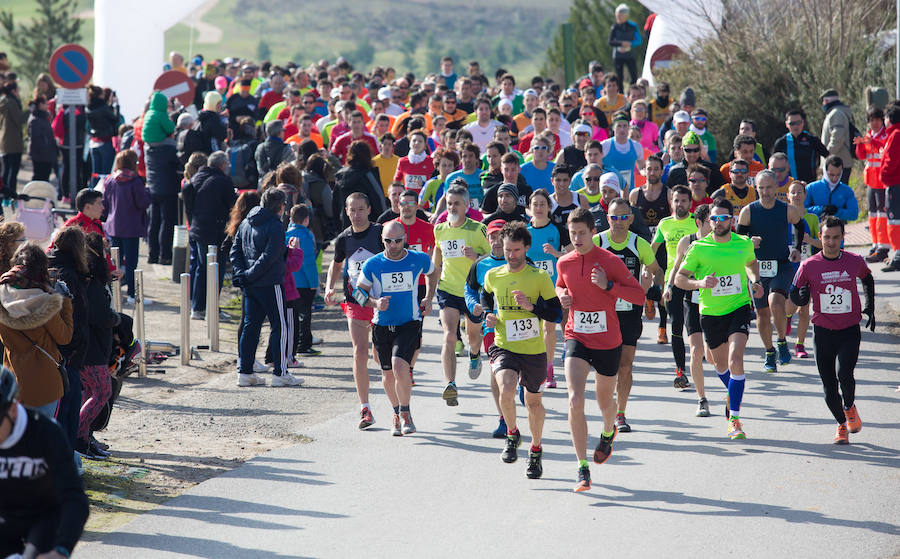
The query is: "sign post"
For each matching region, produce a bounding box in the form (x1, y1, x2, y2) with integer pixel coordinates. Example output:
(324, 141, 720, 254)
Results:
(49, 44, 93, 202)
(153, 70, 196, 109)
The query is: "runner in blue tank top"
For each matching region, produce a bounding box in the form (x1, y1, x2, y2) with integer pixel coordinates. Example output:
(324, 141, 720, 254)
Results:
(601, 113, 645, 195)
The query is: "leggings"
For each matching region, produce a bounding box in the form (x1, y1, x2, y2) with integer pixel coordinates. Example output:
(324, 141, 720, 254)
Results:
(812, 324, 860, 424)
(78, 365, 112, 441)
(666, 286, 688, 370)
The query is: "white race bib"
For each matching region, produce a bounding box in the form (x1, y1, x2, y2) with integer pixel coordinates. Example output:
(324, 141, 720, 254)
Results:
(381, 271, 413, 293)
(615, 298, 632, 312)
(801, 244, 811, 260)
(691, 289, 700, 304)
(759, 260, 778, 278)
(820, 290, 852, 314)
(441, 238, 466, 259)
(573, 310, 607, 333)
(405, 175, 426, 190)
(619, 169, 632, 191)
(534, 259, 554, 274)
(348, 248, 375, 283)
(711, 274, 741, 296)
(505, 317, 539, 341)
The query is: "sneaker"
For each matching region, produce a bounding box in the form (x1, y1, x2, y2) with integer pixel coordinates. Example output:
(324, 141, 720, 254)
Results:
(795, 344, 809, 359)
(286, 359, 303, 368)
(391, 413, 402, 436)
(492, 416, 508, 439)
(574, 466, 591, 492)
(696, 398, 711, 417)
(237, 373, 265, 387)
(298, 348, 322, 356)
(728, 417, 746, 440)
(358, 407, 375, 429)
(644, 299, 656, 320)
(91, 436, 109, 451)
(190, 310, 205, 320)
(834, 423, 850, 444)
(764, 349, 777, 373)
(311, 336, 324, 345)
(657, 327, 668, 344)
(865, 247, 889, 263)
(252, 360, 269, 373)
(400, 411, 416, 434)
(673, 368, 690, 390)
(526, 449, 543, 479)
(126, 296, 135, 305)
(442, 382, 459, 406)
(125, 339, 141, 366)
(89, 439, 111, 458)
(615, 413, 631, 433)
(271, 373, 303, 386)
(593, 428, 617, 464)
(546, 364, 556, 389)
(777, 340, 791, 365)
(501, 431, 522, 463)
(845, 405, 862, 433)
(468, 353, 481, 379)
(455, 339, 464, 356)
(218, 310, 231, 321)
(881, 261, 900, 272)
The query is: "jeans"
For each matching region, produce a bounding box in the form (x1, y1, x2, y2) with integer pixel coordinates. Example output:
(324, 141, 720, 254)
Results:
(90, 141, 116, 187)
(0, 152, 22, 198)
(148, 193, 178, 262)
(111, 236, 140, 297)
(239, 285, 287, 375)
(33, 400, 59, 419)
(56, 364, 83, 449)
(189, 239, 227, 312)
(32, 160, 54, 181)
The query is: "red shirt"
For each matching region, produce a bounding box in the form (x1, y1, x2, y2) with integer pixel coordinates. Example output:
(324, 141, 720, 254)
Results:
(393, 156, 435, 193)
(517, 131, 561, 155)
(59, 212, 116, 271)
(331, 132, 378, 165)
(856, 126, 888, 189)
(690, 196, 714, 212)
(793, 251, 870, 330)
(879, 122, 900, 187)
(555, 245, 644, 349)
(259, 91, 284, 110)
(392, 217, 435, 285)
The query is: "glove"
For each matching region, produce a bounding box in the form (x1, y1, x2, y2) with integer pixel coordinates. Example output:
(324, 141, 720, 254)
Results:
(646, 284, 662, 302)
(821, 204, 838, 216)
(53, 279, 72, 298)
(231, 273, 244, 288)
(862, 306, 875, 332)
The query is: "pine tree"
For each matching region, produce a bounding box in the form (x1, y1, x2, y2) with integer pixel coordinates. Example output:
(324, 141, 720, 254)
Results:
(256, 39, 271, 62)
(0, 0, 83, 86)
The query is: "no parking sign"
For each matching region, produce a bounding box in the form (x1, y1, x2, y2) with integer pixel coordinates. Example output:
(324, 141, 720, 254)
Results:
(49, 44, 93, 89)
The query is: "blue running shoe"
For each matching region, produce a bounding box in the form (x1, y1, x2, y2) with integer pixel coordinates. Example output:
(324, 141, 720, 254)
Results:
(777, 340, 791, 365)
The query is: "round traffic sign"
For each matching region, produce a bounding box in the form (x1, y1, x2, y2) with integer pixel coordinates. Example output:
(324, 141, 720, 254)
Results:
(49, 44, 93, 89)
(153, 70, 197, 109)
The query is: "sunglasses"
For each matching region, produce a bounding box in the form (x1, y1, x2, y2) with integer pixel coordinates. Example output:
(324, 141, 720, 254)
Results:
(688, 177, 706, 183)
(709, 215, 732, 222)
(730, 168, 749, 174)
(609, 214, 631, 221)
(693, 116, 707, 122)
(684, 147, 700, 153)
(788, 120, 803, 126)
(400, 200, 417, 206)
(384, 237, 406, 244)
(533, 145, 549, 151)
(584, 176, 601, 182)
(771, 167, 787, 173)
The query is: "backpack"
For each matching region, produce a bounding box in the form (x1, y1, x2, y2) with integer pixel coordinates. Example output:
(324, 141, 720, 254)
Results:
(227, 140, 259, 188)
(177, 122, 206, 163)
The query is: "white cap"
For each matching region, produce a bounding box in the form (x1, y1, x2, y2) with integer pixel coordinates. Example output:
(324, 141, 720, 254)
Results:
(377, 86, 392, 101)
(600, 172, 622, 195)
(497, 98, 513, 111)
(574, 123, 593, 134)
(615, 3, 629, 13)
(523, 88, 538, 98)
(673, 110, 691, 124)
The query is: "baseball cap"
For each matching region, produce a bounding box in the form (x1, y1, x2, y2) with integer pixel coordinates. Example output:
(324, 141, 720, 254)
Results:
(523, 88, 538, 98)
(377, 86, 392, 101)
(486, 220, 506, 235)
(600, 172, 621, 195)
(673, 110, 691, 124)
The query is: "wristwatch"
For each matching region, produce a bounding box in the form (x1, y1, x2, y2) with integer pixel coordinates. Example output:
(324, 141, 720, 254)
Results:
(606, 280, 614, 291)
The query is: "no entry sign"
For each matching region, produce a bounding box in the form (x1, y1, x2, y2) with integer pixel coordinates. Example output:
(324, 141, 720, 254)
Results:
(49, 44, 93, 89)
(153, 70, 196, 108)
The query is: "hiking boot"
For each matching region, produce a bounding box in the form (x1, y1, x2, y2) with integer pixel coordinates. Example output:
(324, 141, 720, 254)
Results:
(442, 382, 459, 406)
(865, 247, 889, 263)
(358, 407, 375, 430)
(777, 340, 791, 365)
(391, 413, 403, 436)
(696, 398, 711, 417)
(501, 431, 522, 463)
(764, 349, 777, 373)
(526, 449, 543, 479)
(845, 404, 862, 433)
(593, 427, 617, 464)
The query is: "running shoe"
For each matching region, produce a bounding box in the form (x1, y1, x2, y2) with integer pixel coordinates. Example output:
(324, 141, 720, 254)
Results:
(728, 417, 746, 440)
(442, 382, 459, 406)
(574, 466, 591, 492)
(358, 407, 375, 430)
(546, 364, 556, 389)
(834, 423, 849, 444)
(845, 405, 862, 433)
(615, 413, 631, 433)
(492, 416, 508, 439)
(865, 247, 889, 263)
(286, 358, 304, 368)
(673, 368, 690, 390)
(777, 340, 791, 365)
(657, 327, 668, 344)
(696, 398, 711, 417)
(526, 449, 543, 479)
(592, 427, 617, 464)
(502, 431, 522, 463)
(401, 411, 416, 435)
(468, 353, 481, 379)
(763, 349, 777, 373)
(391, 413, 402, 436)
(252, 360, 269, 373)
(644, 300, 656, 320)
(795, 344, 809, 358)
(455, 339, 464, 356)
(298, 348, 322, 356)
(237, 373, 265, 387)
(271, 372, 303, 386)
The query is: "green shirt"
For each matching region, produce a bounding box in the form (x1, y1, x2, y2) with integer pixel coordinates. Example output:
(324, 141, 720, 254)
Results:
(653, 215, 698, 282)
(680, 232, 755, 316)
(435, 219, 490, 296)
(483, 264, 557, 354)
(594, 231, 656, 271)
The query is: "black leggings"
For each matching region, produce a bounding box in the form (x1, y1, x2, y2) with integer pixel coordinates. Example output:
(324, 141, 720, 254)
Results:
(666, 286, 687, 370)
(812, 324, 860, 424)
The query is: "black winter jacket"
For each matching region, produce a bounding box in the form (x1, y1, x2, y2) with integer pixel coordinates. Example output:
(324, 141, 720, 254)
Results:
(145, 139, 180, 197)
(230, 206, 286, 288)
(182, 165, 237, 244)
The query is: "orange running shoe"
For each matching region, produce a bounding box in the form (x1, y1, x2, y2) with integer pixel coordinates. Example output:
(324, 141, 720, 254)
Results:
(644, 300, 656, 320)
(657, 327, 668, 344)
(845, 405, 862, 433)
(834, 423, 849, 444)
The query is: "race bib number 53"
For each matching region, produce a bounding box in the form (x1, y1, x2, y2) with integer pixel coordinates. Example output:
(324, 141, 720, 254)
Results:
(573, 310, 607, 333)
(381, 271, 413, 293)
(506, 318, 539, 341)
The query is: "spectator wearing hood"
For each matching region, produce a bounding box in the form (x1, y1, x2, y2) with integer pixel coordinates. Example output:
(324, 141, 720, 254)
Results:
(140, 92, 175, 145)
(197, 91, 228, 154)
(820, 88, 855, 183)
(102, 150, 151, 300)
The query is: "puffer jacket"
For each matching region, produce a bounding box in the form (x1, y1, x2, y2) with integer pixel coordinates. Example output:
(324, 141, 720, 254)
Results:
(254, 137, 294, 181)
(27, 108, 57, 163)
(0, 286, 73, 406)
(145, 138, 180, 197)
(141, 92, 175, 144)
(181, 165, 237, 244)
(0, 93, 25, 154)
(230, 205, 286, 288)
(197, 109, 227, 153)
(86, 98, 118, 139)
(47, 250, 89, 370)
(83, 275, 119, 366)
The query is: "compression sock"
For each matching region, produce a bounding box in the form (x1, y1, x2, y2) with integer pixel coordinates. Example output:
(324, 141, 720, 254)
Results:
(672, 334, 686, 370)
(530, 444, 542, 453)
(399, 405, 410, 413)
(392, 405, 400, 415)
(658, 303, 668, 328)
(602, 428, 615, 438)
(728, 373, 746, 418)
(579, 459, 589, 469)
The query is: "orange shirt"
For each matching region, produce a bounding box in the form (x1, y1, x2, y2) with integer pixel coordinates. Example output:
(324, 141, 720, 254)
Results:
(391, 111, 434, 136)
(286, 131, 323, 149)
(594, 94, 626, 121)
(720, 160, 765, 185)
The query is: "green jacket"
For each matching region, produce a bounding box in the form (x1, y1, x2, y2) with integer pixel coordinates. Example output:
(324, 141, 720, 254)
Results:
(141, 92, 175, 144)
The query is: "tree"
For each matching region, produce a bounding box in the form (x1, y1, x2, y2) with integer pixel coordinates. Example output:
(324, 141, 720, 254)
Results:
(349, 37, 375, 68)
(654, 0, 895, 164)
(256, 39, 271, 62)
(0, 0, 82, 87)
(542, 0, 650, 87)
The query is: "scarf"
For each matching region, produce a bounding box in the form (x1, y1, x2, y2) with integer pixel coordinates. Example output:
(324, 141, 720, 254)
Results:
(408, 151, 427, 165)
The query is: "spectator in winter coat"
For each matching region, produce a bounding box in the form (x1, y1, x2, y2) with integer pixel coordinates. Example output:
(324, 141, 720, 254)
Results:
(878, 101, 900, 272)
(26, 95, 57, 181)
(819, 89, 855, 183)
(255, 120, 294, 184)
(804, 155, 859, 223)
(140, 92, 175, 145)
(334, 141, 387, 229)
(608, 4, 642, 87)
(181, 151, 237, 318)
(145, 128, 180, 265)
(0, 81, 25, 198)
(772, 109, 829, 184)
(197, 91, 227, 154)
(85, 85, 119, 186)
(102, 150, 151, 300)
(285, 204, 320, 356)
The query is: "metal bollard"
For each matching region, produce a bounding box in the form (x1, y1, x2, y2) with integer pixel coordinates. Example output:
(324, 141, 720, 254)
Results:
(172, 225, 189, 283)
(180, 273, 190, 365)
(207, 244, 217, 264)
(135, 269, 147, 378)
(207, 260, 219, 352)
(110, 246, 121, 314)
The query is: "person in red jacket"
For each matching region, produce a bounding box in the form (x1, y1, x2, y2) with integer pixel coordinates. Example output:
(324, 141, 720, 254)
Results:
(879, 101, 900, 272)
(393, 130, 434, 195)
(855, 105, 890, 263)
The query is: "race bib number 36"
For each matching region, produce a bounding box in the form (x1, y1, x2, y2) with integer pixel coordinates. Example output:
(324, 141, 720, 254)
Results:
(441, 239, 466, 259)
(573, 310, 607, 334)
(381, 271, 413, 293)
(820, 290, 852, 314)
(506, 317, 539, 341)
(759, 260, 777, 278)
(711, 274, 741, 296)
